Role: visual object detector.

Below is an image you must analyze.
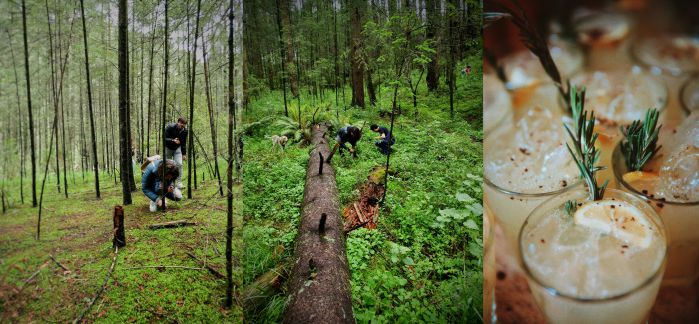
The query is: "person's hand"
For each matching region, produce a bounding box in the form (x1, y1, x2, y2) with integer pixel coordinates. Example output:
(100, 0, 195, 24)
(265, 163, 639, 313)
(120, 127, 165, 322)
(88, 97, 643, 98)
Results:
(183, 154, 187, 161)
(156, 199, 163, 207)
(173, 138, 180, 145)
(168, 185, 174, 193)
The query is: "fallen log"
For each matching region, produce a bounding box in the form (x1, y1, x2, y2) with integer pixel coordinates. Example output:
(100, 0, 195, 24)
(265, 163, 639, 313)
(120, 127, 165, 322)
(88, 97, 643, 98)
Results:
(283, 123, 354, 323)
(148, 220, 197, 230)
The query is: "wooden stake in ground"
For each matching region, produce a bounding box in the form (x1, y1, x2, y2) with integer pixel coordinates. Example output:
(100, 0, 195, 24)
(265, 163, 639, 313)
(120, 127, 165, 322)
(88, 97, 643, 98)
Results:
(113, 206, 126, 247)
(283, 123, 354, 323)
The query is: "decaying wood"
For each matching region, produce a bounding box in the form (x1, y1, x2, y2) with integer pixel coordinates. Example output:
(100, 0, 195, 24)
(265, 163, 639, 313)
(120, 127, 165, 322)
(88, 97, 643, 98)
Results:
(73, 246, 119, 324)
(147, 220, 197, 230)
(185, 251, 225, 279)
(242, 265, 290, 313)
(353, 202, 366, 223)
(113, 206, 126, 247)
(283, 123, 354, 323)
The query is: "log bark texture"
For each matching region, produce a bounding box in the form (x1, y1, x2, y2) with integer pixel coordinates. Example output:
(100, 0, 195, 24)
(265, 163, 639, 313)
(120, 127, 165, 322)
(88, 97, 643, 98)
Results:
(283, 124, 354, 323)
(113, 206, 126, 247)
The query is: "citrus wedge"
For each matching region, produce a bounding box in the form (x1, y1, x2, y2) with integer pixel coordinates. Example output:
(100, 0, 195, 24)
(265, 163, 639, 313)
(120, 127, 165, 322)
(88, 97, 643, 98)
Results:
(574, 200, 652, 248)
(622, 171, 659, 185)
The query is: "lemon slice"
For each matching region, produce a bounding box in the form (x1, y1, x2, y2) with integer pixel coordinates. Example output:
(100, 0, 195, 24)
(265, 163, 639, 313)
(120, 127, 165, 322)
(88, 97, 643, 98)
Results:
(574, 200, 652, 248)
(622, 171, 659, 184)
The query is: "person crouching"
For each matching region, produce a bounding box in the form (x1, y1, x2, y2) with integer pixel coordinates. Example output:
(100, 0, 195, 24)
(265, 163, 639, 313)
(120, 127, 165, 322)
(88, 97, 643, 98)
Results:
(142, 159, 182, 212)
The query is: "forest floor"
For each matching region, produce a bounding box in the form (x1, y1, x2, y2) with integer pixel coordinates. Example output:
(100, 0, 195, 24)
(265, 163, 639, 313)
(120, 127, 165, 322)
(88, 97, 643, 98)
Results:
(243, 55, 484, 323)
(0, 171, 243, 322)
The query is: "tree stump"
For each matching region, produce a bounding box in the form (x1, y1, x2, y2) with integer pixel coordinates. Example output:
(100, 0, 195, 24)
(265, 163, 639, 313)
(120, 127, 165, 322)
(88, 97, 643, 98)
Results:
(113, 206, 126, 247)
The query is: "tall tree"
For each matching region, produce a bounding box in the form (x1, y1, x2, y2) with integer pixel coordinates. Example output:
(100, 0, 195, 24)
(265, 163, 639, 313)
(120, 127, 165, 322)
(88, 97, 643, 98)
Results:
(187, 0, 202, 199)
(203, 37, 224, 197)
(118, 0, 132, 205)
(349, 0, 365, 108)
(425, 0, 440, 91)
(80, 0, 100, 199)
(7, 28, 25, 204)
(161, 0, 170, 211)
(275, 0, 289, 116)
(278, 0, 298, 98)
(225, 0, 235, 308)
(21, 0, 38, 207)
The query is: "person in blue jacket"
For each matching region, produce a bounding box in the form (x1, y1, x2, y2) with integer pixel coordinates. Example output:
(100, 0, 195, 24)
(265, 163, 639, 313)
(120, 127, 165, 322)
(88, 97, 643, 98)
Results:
(370, 124, 395, 155)
(142, 158, 182, 212)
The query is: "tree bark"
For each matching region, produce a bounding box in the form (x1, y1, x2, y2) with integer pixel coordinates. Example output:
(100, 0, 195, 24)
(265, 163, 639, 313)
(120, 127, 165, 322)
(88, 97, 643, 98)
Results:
(226, 0, 236, 308)
(7, 28, 25, 204)
(22, 0, 38, 207)
(161, 0, 170, 210)
(118, 0, 132, 205)
(275, 0, 289, 116)
(283, 124, 354, 323)
(278, 0, 298, 98)
(113, 206, 126, 247)
(349, 2, 365, 108)
(426, 0, 440, 92)
(80, 0, 101, 199)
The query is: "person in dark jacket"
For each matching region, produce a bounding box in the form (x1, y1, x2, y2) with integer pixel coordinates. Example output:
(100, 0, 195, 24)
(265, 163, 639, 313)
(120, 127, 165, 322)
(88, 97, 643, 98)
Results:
(370, 124, 395, 155)
(164, 117, 188, 190)
(325, 125, 362, 162)
(142, 159, 182, 212)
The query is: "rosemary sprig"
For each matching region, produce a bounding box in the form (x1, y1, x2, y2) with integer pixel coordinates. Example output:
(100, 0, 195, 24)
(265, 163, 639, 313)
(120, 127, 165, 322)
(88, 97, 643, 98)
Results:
(565, 200, 578, 215)
(487, 0, 571, 110)
(620, 108, 662, 171)
(564, 87, 608, 203)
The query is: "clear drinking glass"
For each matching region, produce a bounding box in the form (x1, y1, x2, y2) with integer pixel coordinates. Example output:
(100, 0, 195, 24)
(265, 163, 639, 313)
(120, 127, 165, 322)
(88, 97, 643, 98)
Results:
(567, 68, 668, 188)
(631, 35, 699, 77)
(613, 143, 699, 286)
(680, 74, 699, 115)
(520, 188, 667, 324)
(484, 74, 513, 135)
(484, 106, 581, 255)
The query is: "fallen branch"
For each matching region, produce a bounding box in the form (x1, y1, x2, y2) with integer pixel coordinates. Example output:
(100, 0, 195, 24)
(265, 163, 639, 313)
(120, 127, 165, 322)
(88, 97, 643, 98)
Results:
(148, 220, 197, 230)
(49, 255, 70, 272)
(73, 246, 119, 324)
(185, 251, 225, 279)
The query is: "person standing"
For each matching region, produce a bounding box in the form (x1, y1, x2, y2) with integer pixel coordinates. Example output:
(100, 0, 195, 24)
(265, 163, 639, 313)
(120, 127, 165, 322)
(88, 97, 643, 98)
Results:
(164, 117, 188, 192)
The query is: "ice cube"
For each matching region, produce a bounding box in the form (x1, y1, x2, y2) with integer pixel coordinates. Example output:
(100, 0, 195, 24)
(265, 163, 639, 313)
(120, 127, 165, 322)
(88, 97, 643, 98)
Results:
(655, 113, 699, 202)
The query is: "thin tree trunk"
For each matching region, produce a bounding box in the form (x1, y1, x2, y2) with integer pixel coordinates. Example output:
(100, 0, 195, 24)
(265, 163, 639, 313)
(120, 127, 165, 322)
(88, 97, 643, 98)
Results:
(278, 0, 298, 98)
(146, 12, 157, 157)
(225, 0, 235, 308)
(275, 0, 289, 116)
(22, 0, 38, 207)
(80, 0, 101, 199)
(187, 0, 202, 199)
(161, 0, 170, 211)
(45, 0, 61, 194)
(7, 29, 25, 204)
(426, 0, 440, 91)
(119, 0, 132, 205)
(203, 37, 224, 197)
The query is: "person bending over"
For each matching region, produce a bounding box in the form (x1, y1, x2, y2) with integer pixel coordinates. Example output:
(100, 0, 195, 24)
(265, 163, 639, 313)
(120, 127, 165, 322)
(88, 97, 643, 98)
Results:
(142, 159, 182, 212)
(164, 117, 188, 191)
(326, 125, 362, 162)
(370, 124, 395, 155)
